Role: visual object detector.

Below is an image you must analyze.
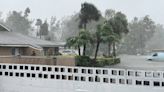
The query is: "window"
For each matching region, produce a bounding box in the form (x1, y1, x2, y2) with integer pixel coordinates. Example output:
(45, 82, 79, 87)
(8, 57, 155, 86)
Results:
(25, 66, 28, 70)
(111, 70, 117, 75)
(38, 74, 42, 78)
(95, 76, 100, 82)
(20, 73, 24, 77)
(32, 73, 35, 78)
(119, 70, 124, 76)
(16, 73, 19, 77)
(145, 72, 152, 77)
(135, 71, 142, 77)
(36, 67, 40, 71)
(153, 72, 160, 78)
(9, 65, 12, 69)
(153, 53, 158, 56)
(27, 73, 30, 77)
(144, 81, 149, 86)
(5, 72, 8, 76)
(62, 75, 67, 80)
(43, 67, 46, 71)
(119, 79, 125, 84)
(81, 76, 85, 81)
(88, 69, 93, 74)
(103, 70, 108, 74)
(96, 70, 101, 74)
(68, 68, 72, 73)
(14, 66, 17, 69)
(74, 76, 79, 81)
(68, 76, 73, 80)
(154, 81, 160, 86)
(127, 79, 132, 85)
(74, 68, 78, 73)
(0, 72, 2, 76)
(103, 78, 109, 83)
(88, 77, 93, 82)
(55, 67, 59, 72)
(20, 66, 23, 70)
(3, 65, 6, 69)
(56, 75, 60, 79)
(128, 71, 134, 76)
(162, 82, 164, 86)
(51, 75, 55, 79)
(48, 67, 52, 71)
(44, 74, 48, 78)
(9, 72, 13, 76)
(136, 80, 142, 85)
(82, 69, 86, 73)
(110, 78, 116, 83)
(61, 68, 65, 72)
(31, 66, 35, 70)
(0, 65, 1, 69)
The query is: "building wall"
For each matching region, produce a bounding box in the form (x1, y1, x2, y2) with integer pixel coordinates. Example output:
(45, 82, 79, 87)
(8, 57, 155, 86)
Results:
(0, 56, 75, 66)
(0, 47, 59, 56)
(0, 47, 12, 56)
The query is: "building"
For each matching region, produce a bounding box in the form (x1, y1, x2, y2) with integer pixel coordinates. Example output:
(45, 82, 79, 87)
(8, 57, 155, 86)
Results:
(0, 23, 65, 56)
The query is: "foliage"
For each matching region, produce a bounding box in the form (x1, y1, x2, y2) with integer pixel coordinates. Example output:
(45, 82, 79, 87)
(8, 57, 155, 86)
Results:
(79, 2, 101, 29)
(40, 20, 49, 36)
(5, 9, 32, 35)
(66, 29, 91, 55)
(107, 11, 129, 57)
(118, 16, 156, 55)
(75, 56, 120, 67)
(93, 23, 115, 60)
(79, 2, 101, 56)
(61, 14, 79, 41)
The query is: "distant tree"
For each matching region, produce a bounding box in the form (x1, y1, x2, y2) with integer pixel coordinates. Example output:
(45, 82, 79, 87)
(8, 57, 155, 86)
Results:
(105, 9, 115, 20)
(61, 14, 79, 41)
(35, 19, 42, 38)
(40, 20, 49, 37)
(6, 10, 32, 35)
(108, 12, 129, 57)
(24, 7, 30, 17)
(79, 2, 101, 56)
(119, 16, 156, 55)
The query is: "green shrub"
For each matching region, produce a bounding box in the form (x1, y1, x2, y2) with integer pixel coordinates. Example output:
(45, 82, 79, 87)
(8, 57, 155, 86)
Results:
(75, 56, 92, 67)
(75, 56, 120, 67)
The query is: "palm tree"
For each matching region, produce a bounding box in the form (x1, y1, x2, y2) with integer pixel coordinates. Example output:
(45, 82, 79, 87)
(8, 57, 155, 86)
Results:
(66, 29, 91, 56)
(79, 2, 101, 56)
(107, 12, 129, 57)
(94, 23, 118, 60)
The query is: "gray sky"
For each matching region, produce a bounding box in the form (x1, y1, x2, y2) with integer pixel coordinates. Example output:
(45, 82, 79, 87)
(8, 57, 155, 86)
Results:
(0, 0, 164, 24)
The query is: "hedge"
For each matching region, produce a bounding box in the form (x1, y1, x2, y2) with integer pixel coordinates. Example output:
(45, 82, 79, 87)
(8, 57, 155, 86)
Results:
(75, 56, 120, 67)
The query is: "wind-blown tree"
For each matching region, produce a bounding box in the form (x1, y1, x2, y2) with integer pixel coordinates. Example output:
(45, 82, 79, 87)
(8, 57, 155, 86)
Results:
(24, 7, 30, 17)
(94, 23, 116, 60)
(35, 19, 42, 38)
(40, 20, 49, 39)
(108, 12, 129, 57)
(6, 9, 32, 35)
(105, 9, 116, 56)
(79, 2, 101, 56)
(66, 29, 91, 56)
(119, 16, 156, 55)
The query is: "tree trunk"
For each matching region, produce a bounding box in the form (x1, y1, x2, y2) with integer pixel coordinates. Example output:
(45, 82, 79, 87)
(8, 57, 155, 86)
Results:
(94, 41, 100, 60)
(78, 45, 81, 56)
(82, 23, 87, 56)
(113, 42, 116, 58)
(108, 42, 112, 57)
(83, 44, 86, 56)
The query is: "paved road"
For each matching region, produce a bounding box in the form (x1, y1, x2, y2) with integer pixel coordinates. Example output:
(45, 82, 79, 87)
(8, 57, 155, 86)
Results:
(110, 55, 164, 70)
